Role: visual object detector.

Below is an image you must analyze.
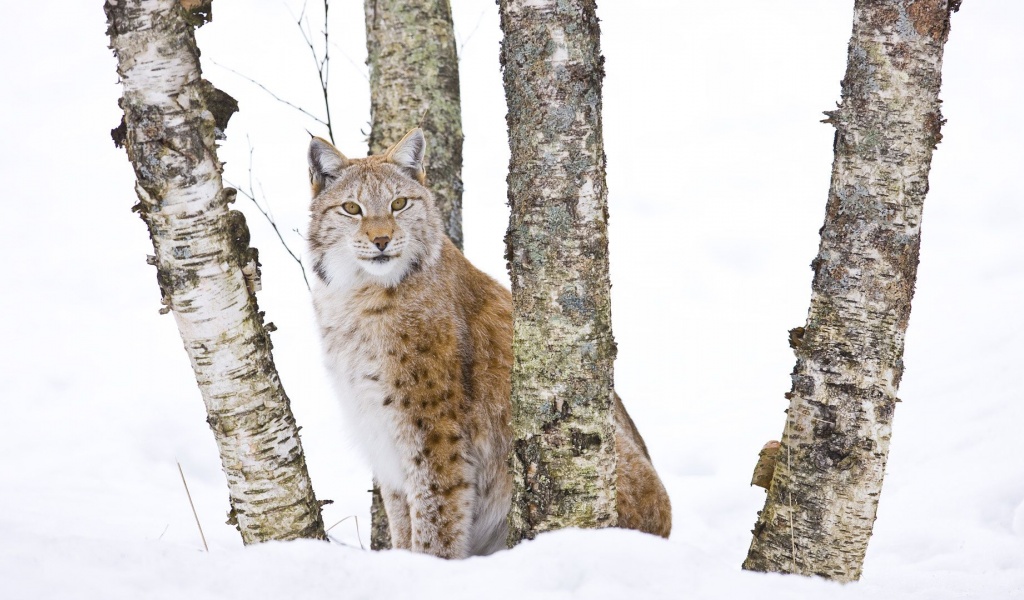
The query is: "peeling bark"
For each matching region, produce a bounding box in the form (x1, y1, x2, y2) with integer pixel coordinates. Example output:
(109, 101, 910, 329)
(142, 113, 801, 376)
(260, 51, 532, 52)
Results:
(499, 0, 617, 544)
(364, 0, 464, 248)
(105, 0, 326, 544)
(743, 0, 959, 581)
(363, 0, 464, 551)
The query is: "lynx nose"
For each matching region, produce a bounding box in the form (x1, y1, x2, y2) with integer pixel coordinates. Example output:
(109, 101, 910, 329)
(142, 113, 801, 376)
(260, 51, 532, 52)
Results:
(372, 236, 391, 251)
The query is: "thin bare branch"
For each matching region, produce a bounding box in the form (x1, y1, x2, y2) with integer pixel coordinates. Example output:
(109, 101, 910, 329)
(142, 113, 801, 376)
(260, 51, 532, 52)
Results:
(328, 40, 370, 81)
(210, 59, 328, 127)
(457, 8, 488, 60)
(288, 0, 335, 143)
(227, 140, 311, 290)
(321, 0, 333, 144)
(231, 181, 311, 291)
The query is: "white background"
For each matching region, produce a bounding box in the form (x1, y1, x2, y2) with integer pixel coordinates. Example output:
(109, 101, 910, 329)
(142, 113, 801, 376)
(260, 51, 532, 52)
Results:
(1, 1, 1022, 597)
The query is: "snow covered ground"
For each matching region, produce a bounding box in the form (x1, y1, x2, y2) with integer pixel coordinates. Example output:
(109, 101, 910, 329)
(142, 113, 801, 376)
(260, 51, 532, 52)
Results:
(2, 1, 1022, 598)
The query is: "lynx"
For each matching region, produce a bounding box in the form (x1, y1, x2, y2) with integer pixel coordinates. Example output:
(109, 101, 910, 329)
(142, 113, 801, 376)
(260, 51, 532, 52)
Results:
(307, 129, 671, 558)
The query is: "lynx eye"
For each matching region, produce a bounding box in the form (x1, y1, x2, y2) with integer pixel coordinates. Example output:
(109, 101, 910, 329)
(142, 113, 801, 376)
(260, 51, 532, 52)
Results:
(340, 201, 362, 216)
(391, 197, 408, 212)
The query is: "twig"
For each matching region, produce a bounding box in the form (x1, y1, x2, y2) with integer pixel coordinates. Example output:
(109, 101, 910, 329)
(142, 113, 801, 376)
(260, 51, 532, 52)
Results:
(457, 8, 489, 60)
(289, 0, 335, 143)
(210, 59, 329, 129)
(329, 40, 370, 81)
(226, 140, 311, 290)
(238, 181, 309, 289)
(418, 102, 432, 129)
(177, 461, 209, 553)
(326, 514, 351, 533)
(353, 514, 364, 550)
(211, 0, 332, 290)
(325, 515, 366, 550)
(320, 0, 333, 144)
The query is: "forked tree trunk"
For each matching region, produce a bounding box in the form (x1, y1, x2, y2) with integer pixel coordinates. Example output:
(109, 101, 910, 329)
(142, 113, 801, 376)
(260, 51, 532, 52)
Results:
(743, 0, 960, 581)
(499, 0, 618, 544)
(364, 0, 464, 248)
(105, 0, 326, 544)
(363, 0, 464, 551)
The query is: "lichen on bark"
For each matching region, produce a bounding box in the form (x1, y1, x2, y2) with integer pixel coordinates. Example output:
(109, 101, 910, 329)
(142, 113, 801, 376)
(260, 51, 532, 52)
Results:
(743, 0, 959, 582)
(499, 0, 618, 544)
(368, 482, 392, 550)
(105, 0, 326, 544)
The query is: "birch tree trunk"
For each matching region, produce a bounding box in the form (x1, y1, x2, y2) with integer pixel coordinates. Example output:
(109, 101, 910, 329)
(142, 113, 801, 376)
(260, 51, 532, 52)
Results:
(364, 0, 464, 248)
(105, 0, 327, 544)
(499, 0, 617, 544)
(363, 0, 464, 551)
(743, 0, 960, 581)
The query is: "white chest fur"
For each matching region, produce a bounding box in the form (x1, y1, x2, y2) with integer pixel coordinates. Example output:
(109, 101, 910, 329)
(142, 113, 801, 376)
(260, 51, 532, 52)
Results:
(313, 282, 409, 494)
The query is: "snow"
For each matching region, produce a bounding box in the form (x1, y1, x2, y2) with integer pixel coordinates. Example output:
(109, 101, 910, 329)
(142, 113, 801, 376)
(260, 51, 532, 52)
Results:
(2, 1, 1023, 598)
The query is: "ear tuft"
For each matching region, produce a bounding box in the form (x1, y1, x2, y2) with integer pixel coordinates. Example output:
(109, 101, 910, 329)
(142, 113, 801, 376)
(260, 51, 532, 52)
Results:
(308, 137, 351, 197)
(384, 128, 426, 183)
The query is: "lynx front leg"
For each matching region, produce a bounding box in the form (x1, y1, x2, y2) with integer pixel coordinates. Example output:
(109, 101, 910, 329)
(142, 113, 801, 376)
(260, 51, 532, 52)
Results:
(409, 474, 475, 559)
(405, 429, 475, 558)
(380, 486, 412, 549)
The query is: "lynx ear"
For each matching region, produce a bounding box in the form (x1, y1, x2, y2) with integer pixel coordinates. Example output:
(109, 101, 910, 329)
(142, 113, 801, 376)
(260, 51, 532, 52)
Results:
(384, 128, 426, 184)
(308, 136, 351, 197)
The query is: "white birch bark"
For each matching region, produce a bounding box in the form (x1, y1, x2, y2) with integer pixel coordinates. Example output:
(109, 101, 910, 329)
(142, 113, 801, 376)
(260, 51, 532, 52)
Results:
(363, 0, 464, 551)
(499, 0, 618, 544)
(743, 0, 960, 581)
(105, 0, 327, 544)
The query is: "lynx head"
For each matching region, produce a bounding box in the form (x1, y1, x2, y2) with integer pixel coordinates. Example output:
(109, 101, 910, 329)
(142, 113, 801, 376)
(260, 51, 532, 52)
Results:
(307, 128, 443, 288)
